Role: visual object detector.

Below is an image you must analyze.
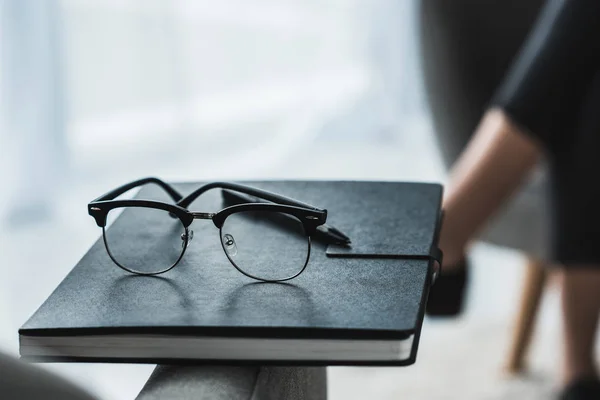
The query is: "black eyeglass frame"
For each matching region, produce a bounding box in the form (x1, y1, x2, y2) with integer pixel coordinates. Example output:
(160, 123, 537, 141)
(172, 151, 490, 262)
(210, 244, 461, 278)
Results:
(88, 177, 328, 281)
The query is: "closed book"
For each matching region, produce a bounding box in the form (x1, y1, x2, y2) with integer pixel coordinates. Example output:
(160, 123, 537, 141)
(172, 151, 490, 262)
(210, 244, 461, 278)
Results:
(20, 180, 442, 366)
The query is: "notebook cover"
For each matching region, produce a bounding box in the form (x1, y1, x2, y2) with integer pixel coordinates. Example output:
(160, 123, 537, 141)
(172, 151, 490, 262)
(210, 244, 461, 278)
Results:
(19, 180, 442, 366)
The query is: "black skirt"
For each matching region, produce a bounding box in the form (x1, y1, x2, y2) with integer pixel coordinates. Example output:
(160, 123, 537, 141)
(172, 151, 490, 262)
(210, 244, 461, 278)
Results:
(493, 0, 600, 265)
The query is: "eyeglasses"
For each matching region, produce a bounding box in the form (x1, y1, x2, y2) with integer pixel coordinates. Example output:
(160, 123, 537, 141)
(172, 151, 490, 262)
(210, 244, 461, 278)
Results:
(88, 177, 338, 282)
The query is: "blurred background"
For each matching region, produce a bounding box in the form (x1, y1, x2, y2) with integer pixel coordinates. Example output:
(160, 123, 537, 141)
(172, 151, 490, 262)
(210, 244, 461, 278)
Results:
(0, 0, 574, 399)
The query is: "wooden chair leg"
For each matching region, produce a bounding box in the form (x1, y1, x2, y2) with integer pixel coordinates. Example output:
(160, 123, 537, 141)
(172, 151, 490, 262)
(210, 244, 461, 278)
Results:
(505, 257, 548, 374)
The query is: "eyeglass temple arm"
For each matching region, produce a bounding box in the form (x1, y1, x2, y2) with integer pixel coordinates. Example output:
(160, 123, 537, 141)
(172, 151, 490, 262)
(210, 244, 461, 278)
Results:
(177, 182, 323, 211)
(91, 177, 183, 203)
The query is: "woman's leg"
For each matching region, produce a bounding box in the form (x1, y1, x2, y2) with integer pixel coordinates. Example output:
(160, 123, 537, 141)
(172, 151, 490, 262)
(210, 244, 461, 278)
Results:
(435, 109, 600, 389)
(439, 108, 542, 267)
(560, 268, 600, 385)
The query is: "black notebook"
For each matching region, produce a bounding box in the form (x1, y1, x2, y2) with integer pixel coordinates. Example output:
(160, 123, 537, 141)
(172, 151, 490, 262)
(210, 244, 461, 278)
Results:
(20, 181, 443, 366)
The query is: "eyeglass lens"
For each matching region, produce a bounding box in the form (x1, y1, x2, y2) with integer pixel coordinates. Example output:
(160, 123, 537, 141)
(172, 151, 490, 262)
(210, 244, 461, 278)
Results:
(103, 206, 187, 274)
(220, 210, 310, 281)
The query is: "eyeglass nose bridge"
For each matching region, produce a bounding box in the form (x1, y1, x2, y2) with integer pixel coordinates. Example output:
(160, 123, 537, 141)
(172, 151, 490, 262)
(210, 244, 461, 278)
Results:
(191, 212, 215, 220)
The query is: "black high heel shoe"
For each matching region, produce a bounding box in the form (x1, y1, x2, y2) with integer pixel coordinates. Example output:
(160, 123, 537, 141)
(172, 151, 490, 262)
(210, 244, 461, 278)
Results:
(425, 258, 469, 317)
(560, 378, 600, 400)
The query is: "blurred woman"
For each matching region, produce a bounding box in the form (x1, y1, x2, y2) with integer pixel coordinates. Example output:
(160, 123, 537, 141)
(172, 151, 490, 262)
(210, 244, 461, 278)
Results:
(425, 1, 600, 398)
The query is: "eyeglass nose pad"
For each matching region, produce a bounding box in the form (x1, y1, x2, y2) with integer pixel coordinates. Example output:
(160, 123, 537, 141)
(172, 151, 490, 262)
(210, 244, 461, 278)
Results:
(223, 233, 238, 257)
(181, 230, 194, 248)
